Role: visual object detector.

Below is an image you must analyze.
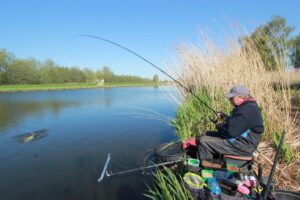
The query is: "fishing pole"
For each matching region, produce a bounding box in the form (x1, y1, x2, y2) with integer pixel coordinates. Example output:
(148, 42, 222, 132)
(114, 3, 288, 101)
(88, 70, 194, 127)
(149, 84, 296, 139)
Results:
(262, 131, 286, 200)
(75, 34, 218, 116)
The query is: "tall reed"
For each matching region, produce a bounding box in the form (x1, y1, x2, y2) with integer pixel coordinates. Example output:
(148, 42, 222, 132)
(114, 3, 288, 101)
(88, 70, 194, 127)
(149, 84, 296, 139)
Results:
(146, 29, 300, 200)
(172, 31, 297, 145)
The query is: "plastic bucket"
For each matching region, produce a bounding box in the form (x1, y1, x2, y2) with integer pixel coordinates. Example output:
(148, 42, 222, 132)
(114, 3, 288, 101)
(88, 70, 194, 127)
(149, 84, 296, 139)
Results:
(187, 158, 200, 172)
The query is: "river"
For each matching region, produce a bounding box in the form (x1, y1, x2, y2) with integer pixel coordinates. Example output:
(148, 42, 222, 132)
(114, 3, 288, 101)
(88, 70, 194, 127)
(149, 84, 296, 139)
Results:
(0, 86, 179, 200)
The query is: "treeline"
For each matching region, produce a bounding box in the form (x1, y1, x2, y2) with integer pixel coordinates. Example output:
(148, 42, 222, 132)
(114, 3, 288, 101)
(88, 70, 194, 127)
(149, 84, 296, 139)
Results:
(0, 50, 153, 85)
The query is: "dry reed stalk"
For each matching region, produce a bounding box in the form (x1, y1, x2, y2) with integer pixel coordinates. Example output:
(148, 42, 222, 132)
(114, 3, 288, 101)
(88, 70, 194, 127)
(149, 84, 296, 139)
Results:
(257, 142, 300, 191)
(171, 29, 299, 190)
(172, 31, 297, 142)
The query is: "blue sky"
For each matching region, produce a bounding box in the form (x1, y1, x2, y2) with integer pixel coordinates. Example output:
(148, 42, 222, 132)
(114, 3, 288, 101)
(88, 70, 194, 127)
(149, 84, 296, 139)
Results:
(1, 0, 299, 79)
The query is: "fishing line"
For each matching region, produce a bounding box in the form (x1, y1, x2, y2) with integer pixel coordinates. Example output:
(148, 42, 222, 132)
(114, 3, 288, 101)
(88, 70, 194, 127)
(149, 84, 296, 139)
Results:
(73, 34, 218, 115)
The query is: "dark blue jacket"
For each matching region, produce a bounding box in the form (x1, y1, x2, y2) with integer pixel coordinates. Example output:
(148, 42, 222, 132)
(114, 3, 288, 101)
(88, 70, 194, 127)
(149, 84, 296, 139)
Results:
(220, 100, 264, 153)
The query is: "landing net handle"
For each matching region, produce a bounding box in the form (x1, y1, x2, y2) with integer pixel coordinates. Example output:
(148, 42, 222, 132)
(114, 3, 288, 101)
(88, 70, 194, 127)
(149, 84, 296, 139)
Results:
(97, 153, 111, 183)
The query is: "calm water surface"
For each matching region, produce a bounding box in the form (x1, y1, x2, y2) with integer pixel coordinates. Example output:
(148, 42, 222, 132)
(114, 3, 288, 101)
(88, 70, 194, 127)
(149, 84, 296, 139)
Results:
(0, 86, 178, 200)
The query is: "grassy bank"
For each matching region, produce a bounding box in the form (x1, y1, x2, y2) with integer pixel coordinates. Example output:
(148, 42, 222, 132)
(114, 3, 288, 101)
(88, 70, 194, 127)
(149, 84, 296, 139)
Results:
(0, 82, 157, 92)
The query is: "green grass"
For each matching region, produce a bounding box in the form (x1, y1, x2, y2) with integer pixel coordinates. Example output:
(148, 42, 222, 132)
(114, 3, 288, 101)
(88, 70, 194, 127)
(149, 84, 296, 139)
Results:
(172, 87, 231, 141)
(273, 132, 294, 164)
(145, 167, 194, 200)
(0, 82, 156, 92)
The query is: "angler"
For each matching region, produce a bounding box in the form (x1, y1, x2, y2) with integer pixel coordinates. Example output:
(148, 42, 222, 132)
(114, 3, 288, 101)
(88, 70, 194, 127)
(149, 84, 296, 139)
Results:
(183, 85, 264, 163)
(76, 35, 300, 200)
(76, 35, 263, 162)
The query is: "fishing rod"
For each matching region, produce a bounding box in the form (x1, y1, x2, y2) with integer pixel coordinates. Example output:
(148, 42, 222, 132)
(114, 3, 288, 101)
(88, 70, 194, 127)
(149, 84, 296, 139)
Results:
(262, 131, 286, 200)
(75, 34, 218, 116)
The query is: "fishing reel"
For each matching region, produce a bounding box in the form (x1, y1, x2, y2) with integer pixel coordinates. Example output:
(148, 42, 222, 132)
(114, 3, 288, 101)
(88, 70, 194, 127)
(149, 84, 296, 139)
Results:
(210, 112, 229, 124)
(209, 112, 229, 131)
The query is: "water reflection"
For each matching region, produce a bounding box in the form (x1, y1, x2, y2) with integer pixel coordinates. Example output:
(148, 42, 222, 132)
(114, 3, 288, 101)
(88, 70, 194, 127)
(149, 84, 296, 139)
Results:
(0, 90, 114, 130)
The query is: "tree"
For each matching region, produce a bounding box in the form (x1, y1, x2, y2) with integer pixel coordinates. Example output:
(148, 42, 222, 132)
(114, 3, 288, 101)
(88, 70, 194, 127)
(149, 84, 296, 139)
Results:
(69, 67, 86, 83)
(153, 74, 159, 83)
(41, 59, 58, 83)
(95, 69, 103, 80)
(0, 49, 153, 85)
(83, 67, 95, 82)
(243, 16, 294, 71)
(0, 49, 15, 84)
(291, 35, 300, 68)
(7, 59, 39, 84)
(101, 66, 114, 82)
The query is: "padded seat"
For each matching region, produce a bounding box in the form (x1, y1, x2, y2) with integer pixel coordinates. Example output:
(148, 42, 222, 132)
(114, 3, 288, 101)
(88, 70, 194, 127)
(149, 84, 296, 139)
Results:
(224, 155, 253, 161)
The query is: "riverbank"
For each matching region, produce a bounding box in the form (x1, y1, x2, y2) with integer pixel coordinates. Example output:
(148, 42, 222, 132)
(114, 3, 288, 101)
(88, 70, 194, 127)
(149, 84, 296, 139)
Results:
(0, 82, 158, 92)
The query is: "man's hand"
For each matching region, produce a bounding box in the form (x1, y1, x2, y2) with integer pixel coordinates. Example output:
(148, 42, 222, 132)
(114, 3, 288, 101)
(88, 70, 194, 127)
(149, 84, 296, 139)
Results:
(210, 117, 223, 130)
(215, 122, 223, 130)
(216, 111, 229, 120)
(182, 137, 197, 149)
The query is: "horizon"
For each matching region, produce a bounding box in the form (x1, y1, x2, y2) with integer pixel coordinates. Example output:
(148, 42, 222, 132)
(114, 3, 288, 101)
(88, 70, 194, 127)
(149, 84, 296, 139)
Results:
(1, 0, 299, 79)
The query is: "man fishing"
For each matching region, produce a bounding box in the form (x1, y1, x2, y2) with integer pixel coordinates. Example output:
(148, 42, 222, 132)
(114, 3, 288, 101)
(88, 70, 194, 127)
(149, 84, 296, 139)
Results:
(77, 36, 264, 161)
(183, 85, 264, 160)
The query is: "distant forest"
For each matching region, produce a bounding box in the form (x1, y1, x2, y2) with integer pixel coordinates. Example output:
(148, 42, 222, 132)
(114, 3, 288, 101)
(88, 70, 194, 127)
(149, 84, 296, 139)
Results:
(0, 49, 155, 85)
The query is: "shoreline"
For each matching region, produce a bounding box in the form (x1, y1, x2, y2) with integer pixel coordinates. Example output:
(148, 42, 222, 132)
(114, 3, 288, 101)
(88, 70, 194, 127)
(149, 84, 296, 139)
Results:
(0, 83, 160, 93)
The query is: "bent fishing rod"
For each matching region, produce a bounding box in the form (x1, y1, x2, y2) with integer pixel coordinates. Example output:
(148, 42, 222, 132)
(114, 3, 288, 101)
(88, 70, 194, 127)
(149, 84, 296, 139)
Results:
(75, 34, 218, 116)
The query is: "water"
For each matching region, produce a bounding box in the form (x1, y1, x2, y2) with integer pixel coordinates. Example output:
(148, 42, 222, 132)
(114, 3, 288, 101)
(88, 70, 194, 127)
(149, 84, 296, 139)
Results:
(0, 86, 179, 200)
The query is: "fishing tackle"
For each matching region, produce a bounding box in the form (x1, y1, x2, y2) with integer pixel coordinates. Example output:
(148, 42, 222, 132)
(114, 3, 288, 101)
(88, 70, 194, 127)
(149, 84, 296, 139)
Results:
(75, 34, 218, 116)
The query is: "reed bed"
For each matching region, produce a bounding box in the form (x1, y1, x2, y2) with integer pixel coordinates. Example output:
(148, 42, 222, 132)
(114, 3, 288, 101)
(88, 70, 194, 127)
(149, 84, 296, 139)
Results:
(170, 30, 300, 190)
(173, 33, 296, 140)
(146, 30, 300, 199)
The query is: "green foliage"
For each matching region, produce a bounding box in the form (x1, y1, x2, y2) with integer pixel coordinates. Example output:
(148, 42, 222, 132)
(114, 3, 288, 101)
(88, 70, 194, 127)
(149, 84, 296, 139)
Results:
(7, 59, 41, 84)
(145, 167, 194, 200)
(153, 74, 159, 83)
(243, 16, 294, 71)
(262, 113, 270, 140)
(0, 49, 15, 84)
(273, 132, 294, 164)
(291, 35, 300, 68)
(0, 49, 152, 85)
(172, 87, 230, 141)
(83, 67, 95, 82)
(101, 66, 114, 81)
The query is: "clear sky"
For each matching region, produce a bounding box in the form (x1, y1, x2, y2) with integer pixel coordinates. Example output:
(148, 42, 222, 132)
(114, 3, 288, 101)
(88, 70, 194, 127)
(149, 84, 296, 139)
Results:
(1, 0, 299, 79)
